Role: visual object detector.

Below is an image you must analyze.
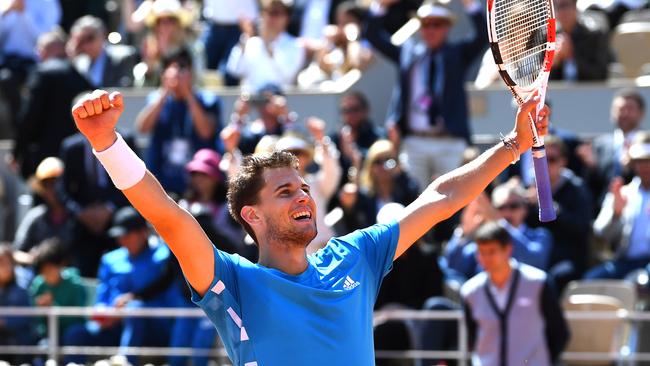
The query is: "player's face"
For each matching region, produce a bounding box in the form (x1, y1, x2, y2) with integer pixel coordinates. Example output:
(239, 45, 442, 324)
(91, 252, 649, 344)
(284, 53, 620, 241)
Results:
(476, 241, 512, 273)
(612, 97, 644, 133)
(419, 17, 451, 50)
(256, 167, 317, 247)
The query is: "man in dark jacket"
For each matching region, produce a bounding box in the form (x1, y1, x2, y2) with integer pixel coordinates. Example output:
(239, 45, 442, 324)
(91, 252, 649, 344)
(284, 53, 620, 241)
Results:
(365, 0, 487, 190)
(12, 29, 93, 180)
(549, 0, 609, 81)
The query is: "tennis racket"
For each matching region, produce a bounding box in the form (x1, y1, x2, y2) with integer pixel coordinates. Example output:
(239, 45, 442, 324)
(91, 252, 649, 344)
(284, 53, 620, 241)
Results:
(487, 0, 557, 222)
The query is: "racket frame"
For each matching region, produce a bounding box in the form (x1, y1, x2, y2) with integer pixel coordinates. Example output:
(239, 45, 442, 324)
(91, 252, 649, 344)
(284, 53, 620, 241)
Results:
(486, 0, 558, 222)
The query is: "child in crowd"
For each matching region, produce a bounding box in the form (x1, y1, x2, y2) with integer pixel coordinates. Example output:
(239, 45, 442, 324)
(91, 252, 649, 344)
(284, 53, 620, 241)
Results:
(29, 238, 87, 340)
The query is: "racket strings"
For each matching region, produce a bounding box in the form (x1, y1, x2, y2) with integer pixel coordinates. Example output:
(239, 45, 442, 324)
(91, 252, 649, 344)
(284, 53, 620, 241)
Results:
(492, 0, 550, 86)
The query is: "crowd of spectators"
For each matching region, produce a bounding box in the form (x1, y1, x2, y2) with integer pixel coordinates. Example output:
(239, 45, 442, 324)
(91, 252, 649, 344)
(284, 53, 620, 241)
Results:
(0, 0, 650, 364)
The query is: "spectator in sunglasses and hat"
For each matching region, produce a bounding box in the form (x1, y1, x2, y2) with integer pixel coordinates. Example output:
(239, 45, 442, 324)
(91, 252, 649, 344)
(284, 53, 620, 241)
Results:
(15, 157, 74, 254)
(365, 0, 487, 191)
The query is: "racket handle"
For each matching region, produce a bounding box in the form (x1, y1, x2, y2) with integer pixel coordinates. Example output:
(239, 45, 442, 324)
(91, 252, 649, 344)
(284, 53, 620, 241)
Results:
(532, 145, 556, 222)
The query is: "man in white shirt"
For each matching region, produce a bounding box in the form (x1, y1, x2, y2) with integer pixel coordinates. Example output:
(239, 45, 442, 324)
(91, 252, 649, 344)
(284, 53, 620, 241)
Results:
(586, 131, 650, 280)
(0, 0, 61, 131)
(201, 0, 258, 84)
(226, 0, 306, 91)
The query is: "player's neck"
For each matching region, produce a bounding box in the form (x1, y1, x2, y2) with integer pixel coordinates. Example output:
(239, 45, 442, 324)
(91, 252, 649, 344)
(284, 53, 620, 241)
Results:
(489, 262, 513, 289)
(258, 243, 309, 275)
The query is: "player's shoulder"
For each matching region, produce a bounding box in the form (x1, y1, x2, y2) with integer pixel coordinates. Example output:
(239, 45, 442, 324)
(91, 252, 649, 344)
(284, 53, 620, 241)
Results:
(518, 262, 547, 283)
(461, 271, 488, 298)
(335, 221, 399, 250)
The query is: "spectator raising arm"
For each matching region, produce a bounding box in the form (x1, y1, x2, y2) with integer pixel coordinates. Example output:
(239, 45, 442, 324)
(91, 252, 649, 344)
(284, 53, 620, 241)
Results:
(72, 90, 215, 296)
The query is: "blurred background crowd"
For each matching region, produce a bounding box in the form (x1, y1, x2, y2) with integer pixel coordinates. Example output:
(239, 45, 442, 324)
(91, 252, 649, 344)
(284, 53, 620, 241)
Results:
(1, 0, 650, 364)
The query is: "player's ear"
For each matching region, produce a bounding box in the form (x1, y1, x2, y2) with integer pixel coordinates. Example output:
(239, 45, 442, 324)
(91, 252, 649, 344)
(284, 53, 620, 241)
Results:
(240, 206, 261, 227)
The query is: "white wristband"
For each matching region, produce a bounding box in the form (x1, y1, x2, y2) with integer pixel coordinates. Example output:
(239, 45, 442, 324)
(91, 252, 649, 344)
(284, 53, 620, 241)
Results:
(93, 132, 146, 190)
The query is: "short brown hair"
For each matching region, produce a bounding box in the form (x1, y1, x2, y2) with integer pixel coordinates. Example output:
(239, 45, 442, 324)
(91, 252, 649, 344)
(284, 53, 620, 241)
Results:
(615, 88, 646, 113)
(227, 151, 299, 244)
(474, 221, 512, 248)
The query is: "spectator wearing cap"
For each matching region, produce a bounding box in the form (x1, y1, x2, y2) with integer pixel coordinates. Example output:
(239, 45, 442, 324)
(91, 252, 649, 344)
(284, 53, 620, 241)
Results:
(14, 157, 74, 253)
(365, 0, 487, 191)
(275, 121, 342, 252)
(180, 149, 247, 253)
(586, 131, 650, 280)
(136, 47, 223, 195)
(63, 206, 181, 366)
(132, 0, 206, 87)
(226, 0, 306, 90)
(68, 15, 137, 87)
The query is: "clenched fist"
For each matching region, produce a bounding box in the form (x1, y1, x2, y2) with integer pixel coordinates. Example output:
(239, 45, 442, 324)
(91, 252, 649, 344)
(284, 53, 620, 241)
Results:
(72, 90, 124, 151)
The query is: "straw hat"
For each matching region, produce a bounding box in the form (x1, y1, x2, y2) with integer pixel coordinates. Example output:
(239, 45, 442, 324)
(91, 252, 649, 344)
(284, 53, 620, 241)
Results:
(185, 149, 224, 181)
(145, 0, 194, 28)
(628, 131, 650, 161)
(29, 157, 64, 194)
(416, 2, 457, 23)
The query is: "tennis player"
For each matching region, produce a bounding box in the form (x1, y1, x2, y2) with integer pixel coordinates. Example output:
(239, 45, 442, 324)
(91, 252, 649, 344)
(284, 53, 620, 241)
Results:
(72, 89, 548, 365)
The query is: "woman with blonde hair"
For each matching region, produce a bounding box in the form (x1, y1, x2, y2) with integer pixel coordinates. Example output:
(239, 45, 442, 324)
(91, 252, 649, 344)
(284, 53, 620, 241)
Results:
(133, 0, 205, 87)
(338, 140, 420, 231)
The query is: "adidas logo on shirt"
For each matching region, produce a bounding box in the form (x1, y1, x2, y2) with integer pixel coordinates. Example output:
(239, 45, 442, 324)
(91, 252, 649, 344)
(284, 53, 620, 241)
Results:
(343, 275, 360, 291)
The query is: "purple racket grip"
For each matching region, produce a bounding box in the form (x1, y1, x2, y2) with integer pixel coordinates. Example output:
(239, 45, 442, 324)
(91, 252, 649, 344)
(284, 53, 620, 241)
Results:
(532, 146, 557, 222)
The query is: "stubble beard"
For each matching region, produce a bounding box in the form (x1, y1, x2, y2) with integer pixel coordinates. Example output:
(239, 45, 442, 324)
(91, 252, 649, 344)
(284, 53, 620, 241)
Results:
(266, 216, 317, 248)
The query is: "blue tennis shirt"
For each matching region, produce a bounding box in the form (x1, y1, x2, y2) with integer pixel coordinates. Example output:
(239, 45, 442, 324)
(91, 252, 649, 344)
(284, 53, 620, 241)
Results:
(190, 220, 400, 366)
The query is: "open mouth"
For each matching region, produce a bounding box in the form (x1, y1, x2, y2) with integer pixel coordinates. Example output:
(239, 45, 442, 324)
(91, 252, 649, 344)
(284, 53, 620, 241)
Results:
(291, 210, 312, 221)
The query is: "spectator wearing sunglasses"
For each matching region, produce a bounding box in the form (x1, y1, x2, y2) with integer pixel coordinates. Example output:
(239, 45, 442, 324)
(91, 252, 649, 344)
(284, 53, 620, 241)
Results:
(329, 91, 384, 185)
(68, 16, 136, 88)
(442, 178, 554, 283)
(336, 140, 419, 233)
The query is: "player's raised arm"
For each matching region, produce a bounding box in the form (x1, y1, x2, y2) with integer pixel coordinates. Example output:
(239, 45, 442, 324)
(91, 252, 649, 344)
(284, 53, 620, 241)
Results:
(72, 90, 215, 296)
(393, 91, 550, 259)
